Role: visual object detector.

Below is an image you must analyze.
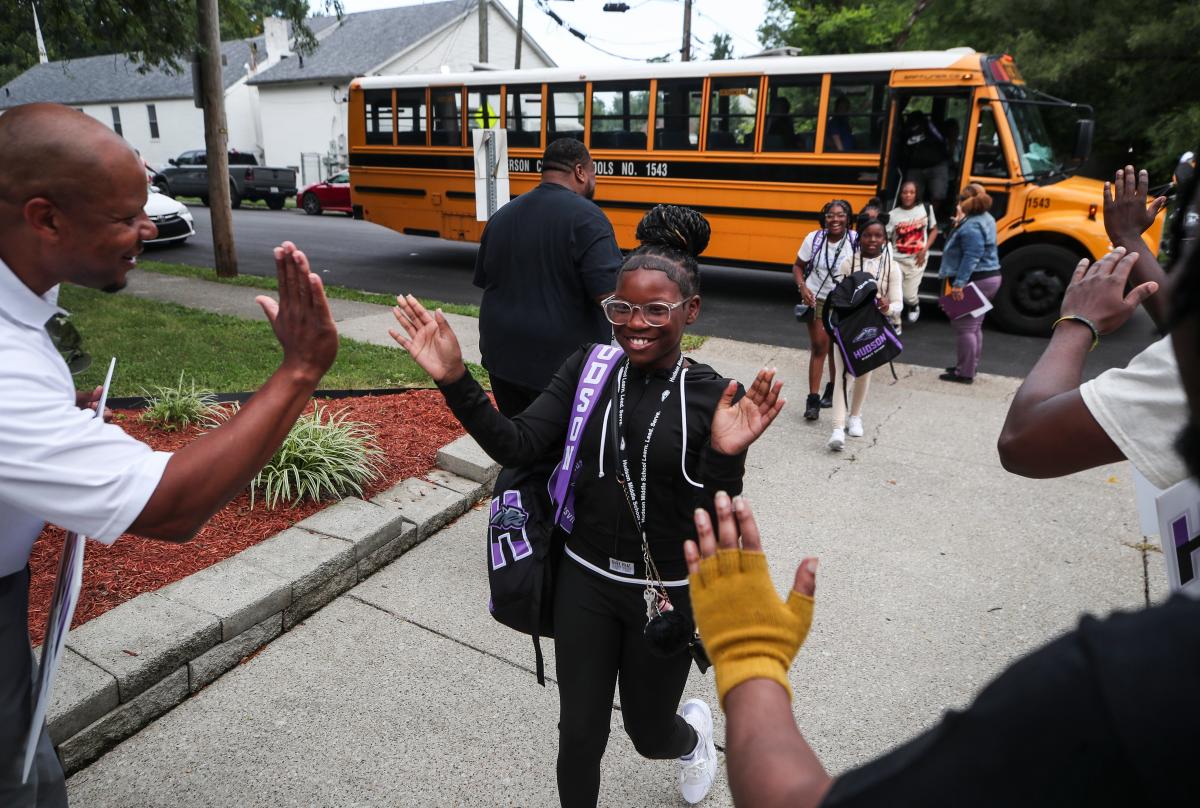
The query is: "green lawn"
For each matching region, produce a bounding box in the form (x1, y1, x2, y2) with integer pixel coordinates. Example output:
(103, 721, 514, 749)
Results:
(138, 259, 481, 317)
(58, 285, 488, 396)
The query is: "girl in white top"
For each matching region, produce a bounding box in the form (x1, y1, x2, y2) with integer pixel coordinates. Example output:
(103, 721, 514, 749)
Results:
(828, 217, 902, 451)
(887, 180, 938, 325)
(792, 199, 858, 421)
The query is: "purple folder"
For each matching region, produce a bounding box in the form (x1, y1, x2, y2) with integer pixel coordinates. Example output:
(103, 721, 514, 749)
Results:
(938, 281, 994, 320)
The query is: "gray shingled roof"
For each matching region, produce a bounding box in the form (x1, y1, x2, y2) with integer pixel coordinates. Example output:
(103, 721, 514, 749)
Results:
(0, 18, 342, 109)
(248, 2, 469, 86)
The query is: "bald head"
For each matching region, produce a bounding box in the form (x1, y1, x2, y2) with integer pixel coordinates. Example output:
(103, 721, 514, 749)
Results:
(0, 103, 141, 215)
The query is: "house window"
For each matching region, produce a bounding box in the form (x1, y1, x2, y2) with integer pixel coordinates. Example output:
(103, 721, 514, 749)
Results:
(147, 104, 160, 140)
(111, 106, 122, 137)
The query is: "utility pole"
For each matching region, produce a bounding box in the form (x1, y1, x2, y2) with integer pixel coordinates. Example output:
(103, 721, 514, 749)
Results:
(515, 0, 524, 69)
(681, 0, 693, 62)
(478, 0, 489, 64)
(196, 0, 238, 277)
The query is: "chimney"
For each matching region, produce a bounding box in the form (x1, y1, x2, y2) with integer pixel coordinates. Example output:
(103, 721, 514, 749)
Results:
(264, 17, 291, 62)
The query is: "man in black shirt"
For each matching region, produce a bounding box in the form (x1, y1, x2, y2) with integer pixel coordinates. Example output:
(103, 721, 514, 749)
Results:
(474, 138, 621, 416)
(684, 225, 1200, 806)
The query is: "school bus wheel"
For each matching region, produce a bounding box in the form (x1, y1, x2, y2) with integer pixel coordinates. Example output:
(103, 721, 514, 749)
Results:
(989, 244, 1081, 337)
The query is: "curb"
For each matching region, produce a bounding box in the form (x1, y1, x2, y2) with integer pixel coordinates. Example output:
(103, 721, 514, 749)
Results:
(49, 434, 498, 776)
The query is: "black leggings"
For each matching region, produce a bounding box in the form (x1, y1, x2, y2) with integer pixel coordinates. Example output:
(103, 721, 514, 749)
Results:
(553, 556, 697, 808)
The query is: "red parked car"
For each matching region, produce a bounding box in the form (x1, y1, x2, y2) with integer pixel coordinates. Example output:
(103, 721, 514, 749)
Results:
(300, 170, 351, 215)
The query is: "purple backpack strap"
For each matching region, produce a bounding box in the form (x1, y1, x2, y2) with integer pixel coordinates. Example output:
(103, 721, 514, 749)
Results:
(548, 343, 624, 533)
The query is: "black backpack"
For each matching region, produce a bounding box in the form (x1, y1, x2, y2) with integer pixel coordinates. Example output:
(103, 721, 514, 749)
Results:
(485, 343, 623, 684)
(822, 270, 903, 378)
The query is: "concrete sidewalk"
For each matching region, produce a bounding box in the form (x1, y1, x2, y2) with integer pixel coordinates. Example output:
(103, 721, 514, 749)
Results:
(66, 270, 1167, 806)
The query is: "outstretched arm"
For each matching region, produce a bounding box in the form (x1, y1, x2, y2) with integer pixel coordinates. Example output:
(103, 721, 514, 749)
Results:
(684, 493, 828, 808)
(130, 243, 338, 541)
(998, 248, 1158, 478)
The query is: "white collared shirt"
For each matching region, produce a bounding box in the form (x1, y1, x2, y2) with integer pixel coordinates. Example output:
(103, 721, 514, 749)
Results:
(0, 257, 171, 577)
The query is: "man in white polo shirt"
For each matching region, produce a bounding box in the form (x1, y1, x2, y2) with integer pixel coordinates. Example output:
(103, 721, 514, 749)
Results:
(0, 104, 339, 806)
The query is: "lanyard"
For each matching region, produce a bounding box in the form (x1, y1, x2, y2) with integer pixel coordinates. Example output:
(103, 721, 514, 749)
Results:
(812, 232, 849, 297)
(614, 353, 684, 534)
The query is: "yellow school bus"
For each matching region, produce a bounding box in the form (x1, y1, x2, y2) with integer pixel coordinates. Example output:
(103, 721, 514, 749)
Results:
(348, 50, 1160, 335)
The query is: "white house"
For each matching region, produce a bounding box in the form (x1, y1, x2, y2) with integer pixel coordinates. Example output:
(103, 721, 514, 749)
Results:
(250, 1, 555, 180)
(0, 19, 337, 168)
(0, 1, 552, 180)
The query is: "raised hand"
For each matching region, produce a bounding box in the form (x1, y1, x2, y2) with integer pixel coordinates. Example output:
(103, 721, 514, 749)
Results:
(389, 294, 467, 384)
(256, 241, 338, 384)
(1060, 246, 1158, 335)
(1104, 165, 1167, 244)
(683, 492, 817, 705)
(709, 368, 784, 456)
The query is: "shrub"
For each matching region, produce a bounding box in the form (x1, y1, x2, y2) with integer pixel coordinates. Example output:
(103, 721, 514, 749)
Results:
(251, 404, 383, 509)
(140, 372, 219, 431)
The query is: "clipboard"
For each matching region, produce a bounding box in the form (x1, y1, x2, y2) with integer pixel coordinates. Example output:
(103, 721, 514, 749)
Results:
(22, 357, 116, 782)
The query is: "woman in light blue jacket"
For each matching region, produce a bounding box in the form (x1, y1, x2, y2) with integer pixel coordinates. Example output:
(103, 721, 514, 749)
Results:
(938, 183, 1001, 383)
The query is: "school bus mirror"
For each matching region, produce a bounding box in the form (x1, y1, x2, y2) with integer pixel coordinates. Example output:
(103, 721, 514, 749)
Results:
(1072, 119, 1094, 164)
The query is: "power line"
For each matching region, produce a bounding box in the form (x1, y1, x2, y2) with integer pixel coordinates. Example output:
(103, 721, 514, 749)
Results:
(533, 0, 665, 62)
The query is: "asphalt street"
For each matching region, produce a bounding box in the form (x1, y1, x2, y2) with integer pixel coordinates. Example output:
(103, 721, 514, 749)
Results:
(153, 204, 1161, 380)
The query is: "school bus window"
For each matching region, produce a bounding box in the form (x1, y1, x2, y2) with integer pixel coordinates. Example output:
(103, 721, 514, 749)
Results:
(707, 78, 759, 152)
(825, 74, 888, 153)
(431, 88, 463, 146)
(654, 79, 701, 151)
(590, 81, 650, 150)
(468, 87, 501, 131)
(395, 89, 427, 146)
(548, 83, 586, 143)
(971, 105, 1009, 178)
(364, 89, 394, 146)
(506, 85, 542, 148)
(763, 76, 820, 152)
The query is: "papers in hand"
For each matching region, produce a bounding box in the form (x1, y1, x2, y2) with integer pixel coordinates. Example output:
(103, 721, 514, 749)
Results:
(22, 357, 115, 782)
(938, 280, 994, 320)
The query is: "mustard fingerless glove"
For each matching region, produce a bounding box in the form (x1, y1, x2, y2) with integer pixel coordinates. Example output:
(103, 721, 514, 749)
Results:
(689, 549, 814, 707)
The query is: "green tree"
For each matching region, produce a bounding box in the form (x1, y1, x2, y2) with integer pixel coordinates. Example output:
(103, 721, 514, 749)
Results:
(759, 0, 1200, 179)
(710, 32, 734, 60)
(1, 1, 341, 86)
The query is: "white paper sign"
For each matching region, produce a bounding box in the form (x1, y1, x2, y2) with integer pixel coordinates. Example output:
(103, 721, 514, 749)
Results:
(1154, 475, 1200, 597)
(473, 128, 510, 222)
(22, 357, 115, 782)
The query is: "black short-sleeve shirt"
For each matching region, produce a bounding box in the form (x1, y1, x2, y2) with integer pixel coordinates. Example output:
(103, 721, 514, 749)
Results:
(473, 182, 621, 389)
(821, 594, 1200, 806)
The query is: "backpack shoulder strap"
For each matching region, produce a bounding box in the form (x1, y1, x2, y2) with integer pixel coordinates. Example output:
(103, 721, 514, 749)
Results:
(548, 343, 624, 528)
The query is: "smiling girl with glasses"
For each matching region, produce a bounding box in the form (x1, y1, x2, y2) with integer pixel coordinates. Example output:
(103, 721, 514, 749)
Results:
(390, 204, 785, 808)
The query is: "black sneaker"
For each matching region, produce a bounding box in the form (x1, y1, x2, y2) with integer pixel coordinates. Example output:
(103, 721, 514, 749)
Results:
(804, 394, 821, 420)
(939, 370, 974, 384)
(819, 381, 834, 408)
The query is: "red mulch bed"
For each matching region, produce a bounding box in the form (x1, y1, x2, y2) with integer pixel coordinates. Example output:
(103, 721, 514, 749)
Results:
(27, 390, 464, 645)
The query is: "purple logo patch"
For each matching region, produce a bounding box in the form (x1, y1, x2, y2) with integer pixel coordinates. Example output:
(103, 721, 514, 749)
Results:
(488, 490, 533, 570)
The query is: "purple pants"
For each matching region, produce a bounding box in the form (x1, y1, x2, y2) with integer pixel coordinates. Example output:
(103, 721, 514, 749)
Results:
(950, 275, 1002, 378)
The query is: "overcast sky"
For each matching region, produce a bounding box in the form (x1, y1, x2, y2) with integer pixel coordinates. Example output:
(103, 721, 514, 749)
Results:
(314, 0, 770, 67)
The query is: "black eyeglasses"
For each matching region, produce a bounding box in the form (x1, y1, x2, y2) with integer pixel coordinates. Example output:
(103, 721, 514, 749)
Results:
(602, 297, 689, 327)
(45, 314, 92, 375)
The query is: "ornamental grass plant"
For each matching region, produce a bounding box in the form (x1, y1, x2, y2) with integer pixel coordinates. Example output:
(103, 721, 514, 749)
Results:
(140, 372, 220, 431)
(250, 404, 384, 509)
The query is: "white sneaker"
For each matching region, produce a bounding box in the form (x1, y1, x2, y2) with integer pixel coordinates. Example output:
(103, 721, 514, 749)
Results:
(906, 307, 921, 324)
(678, 699, 717, 804)
(827, 428, 845, 451)
(847, 416, 864, 438)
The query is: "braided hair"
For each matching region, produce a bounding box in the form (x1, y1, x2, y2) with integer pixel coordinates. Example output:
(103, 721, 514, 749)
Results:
(619, 204, 711, 297)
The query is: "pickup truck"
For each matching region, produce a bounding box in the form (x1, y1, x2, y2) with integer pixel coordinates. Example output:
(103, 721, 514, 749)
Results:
(154, 150, 297, 210)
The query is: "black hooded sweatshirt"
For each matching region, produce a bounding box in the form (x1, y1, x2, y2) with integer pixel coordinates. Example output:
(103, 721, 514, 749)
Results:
(438, 345, 746, 583)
